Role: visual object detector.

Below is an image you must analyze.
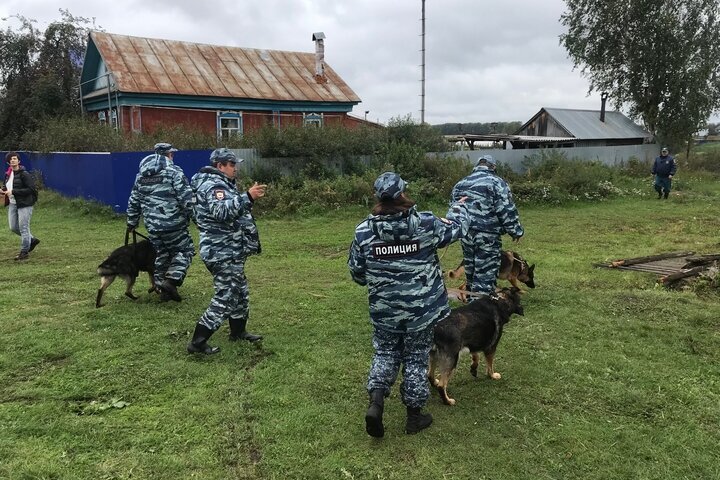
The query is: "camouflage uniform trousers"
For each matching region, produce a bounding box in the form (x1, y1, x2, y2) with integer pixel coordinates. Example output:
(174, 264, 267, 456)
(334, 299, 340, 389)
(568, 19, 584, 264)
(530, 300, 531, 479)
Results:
(150, 228, 195, 286)
(461, 231, 502, 295)
(367, 324, 434, 409)
(197, 257, 250, 331)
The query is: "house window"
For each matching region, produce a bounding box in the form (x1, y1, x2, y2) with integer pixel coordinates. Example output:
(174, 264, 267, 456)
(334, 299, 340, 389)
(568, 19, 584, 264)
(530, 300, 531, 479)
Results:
(218, 111, 242, 141)
(110, 109, 118, 129)
(98, 111, 107, 125)
(303, 112, 323, 128)
(130, 106, 142, 133)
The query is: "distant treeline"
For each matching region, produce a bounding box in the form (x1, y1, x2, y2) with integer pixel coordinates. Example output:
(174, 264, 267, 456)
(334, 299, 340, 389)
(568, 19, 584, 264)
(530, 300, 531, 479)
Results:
(432, 121, 523, 135)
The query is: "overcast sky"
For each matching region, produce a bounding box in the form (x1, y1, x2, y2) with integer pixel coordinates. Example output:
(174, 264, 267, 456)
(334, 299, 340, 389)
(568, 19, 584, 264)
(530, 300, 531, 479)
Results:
(1, 0, 612, 125)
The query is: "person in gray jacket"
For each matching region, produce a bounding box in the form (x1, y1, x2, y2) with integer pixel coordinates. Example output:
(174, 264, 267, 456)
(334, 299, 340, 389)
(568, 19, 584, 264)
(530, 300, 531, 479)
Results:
(450, 155, 524, 296)
(127, 143, 195, 302)
(186, 148, 267, 355)
(348, 172, 468, 437)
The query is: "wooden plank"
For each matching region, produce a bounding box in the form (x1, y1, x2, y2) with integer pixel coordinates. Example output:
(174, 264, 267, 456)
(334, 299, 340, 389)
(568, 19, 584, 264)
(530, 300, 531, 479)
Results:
(660, 266, 706, 284)
(617, 265, 681, 274)
(609, 251, 695, 267)
(683, 255, 720, 268)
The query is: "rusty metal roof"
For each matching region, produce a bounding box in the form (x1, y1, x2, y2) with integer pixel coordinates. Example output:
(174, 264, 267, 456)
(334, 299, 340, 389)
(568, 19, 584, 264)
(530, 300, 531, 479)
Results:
(88, 31, 361, 103)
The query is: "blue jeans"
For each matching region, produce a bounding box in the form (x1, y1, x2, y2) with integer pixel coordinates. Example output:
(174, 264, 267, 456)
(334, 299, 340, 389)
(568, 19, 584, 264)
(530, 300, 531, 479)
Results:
(8, 203, 34, 253)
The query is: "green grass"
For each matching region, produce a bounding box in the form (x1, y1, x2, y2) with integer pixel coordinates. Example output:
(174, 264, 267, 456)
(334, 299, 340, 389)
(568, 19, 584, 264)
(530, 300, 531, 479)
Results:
(1, 183, 719, 479)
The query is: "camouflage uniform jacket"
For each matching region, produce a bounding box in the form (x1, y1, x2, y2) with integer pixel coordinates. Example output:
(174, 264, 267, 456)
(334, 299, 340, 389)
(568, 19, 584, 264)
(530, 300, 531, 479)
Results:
(348, 203, 469, 333)
(450, 165, 523, 238)
(127, 154, 194, 234)
(191, 166, 256, 263)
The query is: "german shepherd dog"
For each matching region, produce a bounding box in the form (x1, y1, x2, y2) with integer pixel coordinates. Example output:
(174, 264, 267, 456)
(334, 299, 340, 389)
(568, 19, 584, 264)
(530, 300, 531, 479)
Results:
(96, 239, 156, 308)
(428, 287, 524, 406)
(447, 250, 535, 302)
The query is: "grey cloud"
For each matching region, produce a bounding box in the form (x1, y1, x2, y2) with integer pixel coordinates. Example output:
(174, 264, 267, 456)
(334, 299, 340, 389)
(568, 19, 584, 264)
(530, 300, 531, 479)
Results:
(1, 0, 602, 125)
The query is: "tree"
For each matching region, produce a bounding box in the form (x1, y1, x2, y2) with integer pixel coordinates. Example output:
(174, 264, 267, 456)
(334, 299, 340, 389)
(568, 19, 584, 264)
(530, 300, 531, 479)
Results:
(560, 0, 720, 150)
(387, 114, 447, 152)
(0, 10, 96, 149)
(432, 121, 522, 135)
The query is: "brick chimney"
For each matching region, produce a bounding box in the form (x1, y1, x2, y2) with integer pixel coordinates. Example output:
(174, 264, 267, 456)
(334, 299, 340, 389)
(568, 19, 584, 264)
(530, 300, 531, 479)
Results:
(600, 92, 608, 122)
(312, 32, 327, 84)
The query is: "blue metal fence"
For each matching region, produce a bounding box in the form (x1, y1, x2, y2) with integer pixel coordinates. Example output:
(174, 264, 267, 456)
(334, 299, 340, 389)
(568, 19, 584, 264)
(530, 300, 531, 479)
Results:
(3, 150, 213, 213)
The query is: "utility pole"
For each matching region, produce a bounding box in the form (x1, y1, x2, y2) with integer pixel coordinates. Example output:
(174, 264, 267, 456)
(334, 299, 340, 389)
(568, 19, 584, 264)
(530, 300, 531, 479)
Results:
(420, 0, 426, 124)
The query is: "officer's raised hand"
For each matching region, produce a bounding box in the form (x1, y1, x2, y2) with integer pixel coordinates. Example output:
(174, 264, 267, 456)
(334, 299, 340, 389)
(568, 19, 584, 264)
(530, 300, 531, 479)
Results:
(248, 182, 267, 200)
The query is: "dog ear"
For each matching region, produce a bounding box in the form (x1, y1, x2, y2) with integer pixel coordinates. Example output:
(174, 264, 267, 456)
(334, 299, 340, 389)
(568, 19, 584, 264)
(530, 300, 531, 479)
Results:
(529, 264, 535, 272)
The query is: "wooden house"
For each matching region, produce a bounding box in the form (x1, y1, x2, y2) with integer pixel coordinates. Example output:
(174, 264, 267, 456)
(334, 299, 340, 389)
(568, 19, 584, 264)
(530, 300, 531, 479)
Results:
(511, 106, 652, 149)
(79, 31, 363, 138)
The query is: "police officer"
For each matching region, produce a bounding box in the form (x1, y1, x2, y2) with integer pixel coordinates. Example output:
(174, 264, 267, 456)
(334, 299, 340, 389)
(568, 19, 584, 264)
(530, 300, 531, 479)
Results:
(652, 147, 677, 199)
(127, 142, 195, 301)
(187, 148, 267, 355)
(348, 172, 468, 437)
(450, 155, 524, 296)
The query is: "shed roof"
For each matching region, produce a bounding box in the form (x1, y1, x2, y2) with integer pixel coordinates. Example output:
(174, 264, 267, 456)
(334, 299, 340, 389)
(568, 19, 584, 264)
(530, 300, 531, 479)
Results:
(83, 31, 361, 104)
(517, 107, 651, 140)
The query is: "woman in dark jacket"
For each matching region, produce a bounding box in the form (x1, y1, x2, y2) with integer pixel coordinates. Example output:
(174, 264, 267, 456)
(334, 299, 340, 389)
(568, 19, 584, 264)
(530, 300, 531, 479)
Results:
(2, 152, 39, 260)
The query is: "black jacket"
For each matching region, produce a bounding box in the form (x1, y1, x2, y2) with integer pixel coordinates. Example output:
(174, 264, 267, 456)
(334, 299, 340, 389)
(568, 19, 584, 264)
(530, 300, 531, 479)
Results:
(652, 155, 677, 177)
(4, 167, 38, 208)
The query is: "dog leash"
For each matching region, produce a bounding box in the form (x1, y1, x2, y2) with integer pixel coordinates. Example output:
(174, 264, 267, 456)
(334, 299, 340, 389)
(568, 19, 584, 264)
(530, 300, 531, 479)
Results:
(124, 229, 150, 246)
(446, 287, 493, 300)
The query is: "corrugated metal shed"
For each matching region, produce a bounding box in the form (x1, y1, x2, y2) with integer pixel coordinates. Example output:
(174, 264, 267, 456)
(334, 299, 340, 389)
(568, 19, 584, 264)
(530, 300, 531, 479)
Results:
(86, 31, 361, 104)
(537, 108, 651, 140)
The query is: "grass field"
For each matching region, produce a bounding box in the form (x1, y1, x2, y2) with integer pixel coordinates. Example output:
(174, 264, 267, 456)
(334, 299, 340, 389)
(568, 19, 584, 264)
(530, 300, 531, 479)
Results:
(1, 181, 719, 479)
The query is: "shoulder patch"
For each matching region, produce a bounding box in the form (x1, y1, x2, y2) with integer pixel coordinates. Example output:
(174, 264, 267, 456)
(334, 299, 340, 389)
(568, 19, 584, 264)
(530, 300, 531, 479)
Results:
(372, 241, 420, 259)
(214, 189, 226, 200)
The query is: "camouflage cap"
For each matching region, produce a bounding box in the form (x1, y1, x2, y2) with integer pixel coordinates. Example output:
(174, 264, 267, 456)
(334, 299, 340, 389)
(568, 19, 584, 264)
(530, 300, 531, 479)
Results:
(154, 142, 174, 154)
(374, 172, 406, 200)
(476, 154, 497, 166)
(210, 148, 242, 164)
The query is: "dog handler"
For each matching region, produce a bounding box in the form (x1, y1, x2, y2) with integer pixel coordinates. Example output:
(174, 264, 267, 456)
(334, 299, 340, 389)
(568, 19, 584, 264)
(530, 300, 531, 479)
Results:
(348, 172, 469, 437)
(127, 143, 195, 301)
(187, 148, 267, 354)
(450, 155, 524, 296)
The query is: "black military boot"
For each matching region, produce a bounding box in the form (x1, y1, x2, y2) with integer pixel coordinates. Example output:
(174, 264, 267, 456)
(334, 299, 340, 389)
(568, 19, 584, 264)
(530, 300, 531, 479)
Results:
(160, 278, 182, 302)
(663, 192, 669, 199)
(405, 407, 433, 434)
(186, 324, 220, 355)
(228, 318, 263, 342)
(365, 389, 385, 438)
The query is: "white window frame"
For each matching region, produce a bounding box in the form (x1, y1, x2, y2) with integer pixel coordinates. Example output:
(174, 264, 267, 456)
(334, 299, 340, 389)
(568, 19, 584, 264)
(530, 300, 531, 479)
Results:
(303, 112, 323, 128)
(217, 111, 242, 141)
(98, 110, 107, 125)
